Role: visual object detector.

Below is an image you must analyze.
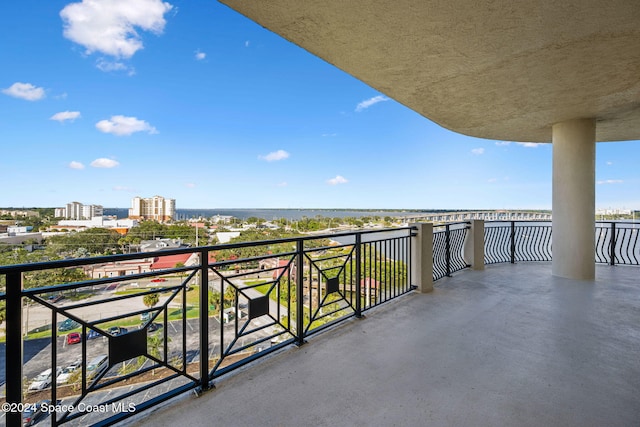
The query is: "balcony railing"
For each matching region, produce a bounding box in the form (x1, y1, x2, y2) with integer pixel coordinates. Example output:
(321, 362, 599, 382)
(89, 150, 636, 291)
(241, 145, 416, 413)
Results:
(483, 221, 640, 265)
(432, 222, 469, 280)
(484, 221, 553, 263)
(1, 220, 639, 426)
(0, 228, 413, 426)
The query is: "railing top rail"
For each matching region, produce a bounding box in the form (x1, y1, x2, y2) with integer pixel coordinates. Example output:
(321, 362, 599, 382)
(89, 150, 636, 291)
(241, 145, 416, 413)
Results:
(429, 221, 471, 230)
(595, 221, 640, 225)
(0, 226, 414, 274)
(485, 220, 552, 224)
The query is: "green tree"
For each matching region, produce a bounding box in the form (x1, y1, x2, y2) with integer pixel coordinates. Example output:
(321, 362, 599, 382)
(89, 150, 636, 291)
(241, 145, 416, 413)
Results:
(223, 285, 236, 308)
(209, 290, 221, 312)
(143, 293, 160, 309)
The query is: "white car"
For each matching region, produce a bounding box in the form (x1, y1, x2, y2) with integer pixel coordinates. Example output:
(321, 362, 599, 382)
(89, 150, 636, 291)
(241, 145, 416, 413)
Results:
(56, 362, 80, 385)
(28, 368, 61, 391)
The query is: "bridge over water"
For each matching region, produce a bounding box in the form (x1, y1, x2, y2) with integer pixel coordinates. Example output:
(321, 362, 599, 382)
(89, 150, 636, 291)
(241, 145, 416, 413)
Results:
(402, 211, 552, 223)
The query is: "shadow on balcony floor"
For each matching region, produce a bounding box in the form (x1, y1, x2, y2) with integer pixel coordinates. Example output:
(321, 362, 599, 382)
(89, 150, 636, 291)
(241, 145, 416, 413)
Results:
(129, 262, 640, 427)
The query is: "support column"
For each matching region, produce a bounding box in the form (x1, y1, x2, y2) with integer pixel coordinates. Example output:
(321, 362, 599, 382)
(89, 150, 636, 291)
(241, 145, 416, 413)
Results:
(552, 118, 596, 280)
(411, 222, 433, 293)
(463, 220, 485, 270)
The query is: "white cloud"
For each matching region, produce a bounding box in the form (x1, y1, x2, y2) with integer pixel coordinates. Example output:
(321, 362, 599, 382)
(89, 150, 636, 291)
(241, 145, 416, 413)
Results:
(96, 59, 133, 74)
(2, 82, 45, 101)
(68, 161, 85, 169)
(471, 148, 485, 155)
(96, 115, 158, 136)
(91, 158, 120, 168)
(496, 141, 539, 148)
(355, 95, 388, 112)
(487, 178, 498, 183)
(195, 50, 206, 60)
(60, 0, 173, 59)
(245, 40, 250, 48)
(51, 111, 81, 122)
(606, 161, 613, 166)
(185, 183, 196, 188)
(277, 182, 288, 187)
(322, 133, 337, 137)
(259, 150, 290, 162)
(597, 179, 623, 185)
(327, 175, 348, 185)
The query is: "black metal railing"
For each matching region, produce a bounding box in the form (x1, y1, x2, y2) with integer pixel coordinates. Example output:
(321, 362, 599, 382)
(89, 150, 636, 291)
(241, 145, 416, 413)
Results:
(0, 227, 413, 427)
(484, 221, 553, 264)
(3, 219, 638, 426)
(432, 222, 470, 281)
(485, 221, 640, 266)
(595, 222, 640, 265)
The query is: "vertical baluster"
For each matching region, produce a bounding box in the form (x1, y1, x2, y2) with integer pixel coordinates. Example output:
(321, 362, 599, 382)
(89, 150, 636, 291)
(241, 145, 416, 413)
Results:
(355, 234, 362, 317)
(610, 222, 616, 266)
(199, 249, 210, 391)
(445, 224, 451, 276)
(510, 221, 516, 263)
(295, 240, 305, 346)
(6, 271, 23, 427)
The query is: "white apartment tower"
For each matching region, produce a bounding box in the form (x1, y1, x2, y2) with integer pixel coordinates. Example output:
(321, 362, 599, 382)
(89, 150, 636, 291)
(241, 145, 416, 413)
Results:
(56, 202, 103, 219)
(129, 196, 176, 222)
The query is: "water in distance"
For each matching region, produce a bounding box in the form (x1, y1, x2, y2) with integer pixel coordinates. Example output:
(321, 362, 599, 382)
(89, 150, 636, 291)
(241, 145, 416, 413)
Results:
(104, 208, 423, 221)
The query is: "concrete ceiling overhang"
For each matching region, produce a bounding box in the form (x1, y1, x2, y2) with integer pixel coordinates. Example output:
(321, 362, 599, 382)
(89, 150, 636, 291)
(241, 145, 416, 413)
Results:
(219, 0, 640, 143)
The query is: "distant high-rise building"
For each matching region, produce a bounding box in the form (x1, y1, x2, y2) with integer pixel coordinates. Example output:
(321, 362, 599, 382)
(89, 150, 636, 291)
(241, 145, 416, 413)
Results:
(129, 196, 175, 222)
(56, 202, 103, 220)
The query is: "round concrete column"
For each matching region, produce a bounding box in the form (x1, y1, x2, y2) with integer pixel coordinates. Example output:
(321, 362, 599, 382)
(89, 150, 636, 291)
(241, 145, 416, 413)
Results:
(552, 118, 596, 280)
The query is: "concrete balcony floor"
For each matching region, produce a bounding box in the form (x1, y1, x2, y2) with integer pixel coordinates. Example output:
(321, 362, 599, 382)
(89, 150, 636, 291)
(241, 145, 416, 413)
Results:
(130, 263, 640, 427)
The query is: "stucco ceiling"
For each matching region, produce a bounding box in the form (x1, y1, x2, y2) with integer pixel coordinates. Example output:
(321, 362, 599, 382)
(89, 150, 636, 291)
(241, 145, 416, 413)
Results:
(219, 0, 640, 143)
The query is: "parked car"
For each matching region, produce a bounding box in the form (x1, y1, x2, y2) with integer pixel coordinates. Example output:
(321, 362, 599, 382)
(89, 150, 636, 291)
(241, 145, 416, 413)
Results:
(107, 326, 128, 336)
(140, 312, 151, 321)
(57, 318, 79, 332)
(28, 368, 61, 391)
(47, 293, 64, 303)
(146, 322, 162, 332)
(56, 362, 81, 385)
(66, 332, 81, 345)
(150, 278, 167, 283)
(87, 354, 109, 379)
(23, 400, 57, 426)
(86, 329, 101, 340)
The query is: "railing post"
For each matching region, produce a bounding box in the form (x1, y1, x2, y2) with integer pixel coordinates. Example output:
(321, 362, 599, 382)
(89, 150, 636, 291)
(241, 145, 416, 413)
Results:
(411, 223, 434, 293)
(295, 240, 306, 346)
(198, 249, 210, 392)
(463, 220, 485, 270)
(510, 221, 516, 264)
(355, 233, 362, 318)
(445, 224, 452, 276)
(6, 271, 23, 427)
(610, 222, 616, 266)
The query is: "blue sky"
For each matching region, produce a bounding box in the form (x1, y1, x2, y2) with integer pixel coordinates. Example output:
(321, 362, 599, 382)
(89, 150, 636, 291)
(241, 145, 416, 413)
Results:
(1, 0, 638, 211)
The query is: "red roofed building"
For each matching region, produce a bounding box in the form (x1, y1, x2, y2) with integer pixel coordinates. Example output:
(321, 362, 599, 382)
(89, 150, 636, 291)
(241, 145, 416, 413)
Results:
(150, 253, 196, 270)
(360, 277, 381, 300)
(273, 259, 294, 280)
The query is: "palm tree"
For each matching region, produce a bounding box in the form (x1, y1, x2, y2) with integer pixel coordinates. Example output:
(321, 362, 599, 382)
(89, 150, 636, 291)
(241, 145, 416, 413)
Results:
(143, 293, 160, 311)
